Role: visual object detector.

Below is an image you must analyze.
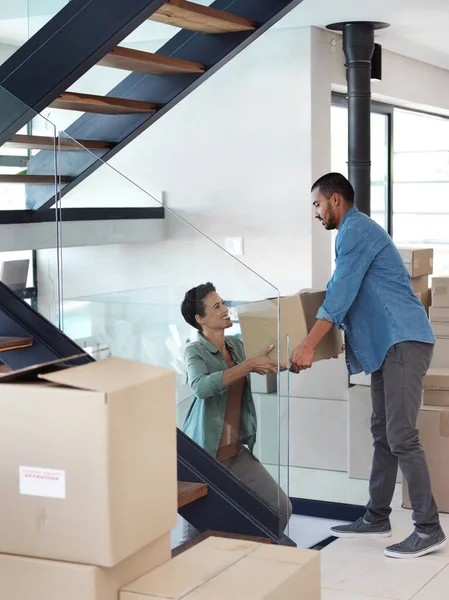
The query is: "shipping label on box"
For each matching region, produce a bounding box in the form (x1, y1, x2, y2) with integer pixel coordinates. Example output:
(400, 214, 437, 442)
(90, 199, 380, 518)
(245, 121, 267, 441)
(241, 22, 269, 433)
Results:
(237, 290, 343, 366)
(432, 278, 449, 308)
(0, 357, 177, 567)
(398, 247, 434, 278)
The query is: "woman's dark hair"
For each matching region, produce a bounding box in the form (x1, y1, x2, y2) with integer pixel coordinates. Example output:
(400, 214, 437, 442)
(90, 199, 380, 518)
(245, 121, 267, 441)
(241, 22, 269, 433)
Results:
(311, 172, 355, 205)
(181, 282, 216, 331)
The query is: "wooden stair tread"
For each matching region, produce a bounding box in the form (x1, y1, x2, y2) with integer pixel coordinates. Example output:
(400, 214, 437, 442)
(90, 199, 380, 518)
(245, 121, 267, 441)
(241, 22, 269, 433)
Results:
(4, 135, 113, 152)
(0, 175, 71, 184)
(151, 0, 256, 34)
(172, 531, 271, 558)
(178, 481, 208, 508)
(100, 46, 205, 76)
(50, 92, 156, 115)
(0, 337, 34, 352)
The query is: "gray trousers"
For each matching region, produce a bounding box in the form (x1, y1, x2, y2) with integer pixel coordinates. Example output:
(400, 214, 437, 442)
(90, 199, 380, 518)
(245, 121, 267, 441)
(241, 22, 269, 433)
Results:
(365, 341, 440, 534)
(181, 446, 292, 543)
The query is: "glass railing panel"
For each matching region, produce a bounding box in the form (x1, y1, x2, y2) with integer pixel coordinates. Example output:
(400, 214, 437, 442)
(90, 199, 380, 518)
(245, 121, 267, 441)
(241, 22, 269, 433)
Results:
(56, 131, 290, 538)
(0, 0, 69, 68)
(0, 84, 62, 328)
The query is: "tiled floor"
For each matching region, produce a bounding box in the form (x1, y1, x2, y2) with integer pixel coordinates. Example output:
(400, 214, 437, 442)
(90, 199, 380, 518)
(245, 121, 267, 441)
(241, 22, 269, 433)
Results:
(321, 505, 449, 600)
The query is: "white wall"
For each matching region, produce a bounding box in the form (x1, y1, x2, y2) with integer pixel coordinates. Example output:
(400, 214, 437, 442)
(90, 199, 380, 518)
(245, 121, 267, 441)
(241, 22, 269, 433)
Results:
(39, 26, 332, 310)
(325, 28, 449, 115)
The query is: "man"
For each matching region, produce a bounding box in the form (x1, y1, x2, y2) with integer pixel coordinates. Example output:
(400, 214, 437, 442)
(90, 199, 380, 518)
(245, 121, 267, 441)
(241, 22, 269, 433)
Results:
(290, 172, 445, 559)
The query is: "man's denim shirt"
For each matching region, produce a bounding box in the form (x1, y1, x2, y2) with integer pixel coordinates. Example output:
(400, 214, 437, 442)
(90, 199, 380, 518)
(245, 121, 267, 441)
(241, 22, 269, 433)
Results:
(316, 207, 435, 375)
(182, 334, 257, 458)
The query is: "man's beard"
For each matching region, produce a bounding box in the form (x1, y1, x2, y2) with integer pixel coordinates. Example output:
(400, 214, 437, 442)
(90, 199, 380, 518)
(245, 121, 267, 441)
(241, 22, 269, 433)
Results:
(323, 202, 337, 230)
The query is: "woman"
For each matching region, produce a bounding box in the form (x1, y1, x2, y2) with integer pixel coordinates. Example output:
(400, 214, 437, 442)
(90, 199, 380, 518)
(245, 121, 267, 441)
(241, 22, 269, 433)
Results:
(180, 282, 292, 541)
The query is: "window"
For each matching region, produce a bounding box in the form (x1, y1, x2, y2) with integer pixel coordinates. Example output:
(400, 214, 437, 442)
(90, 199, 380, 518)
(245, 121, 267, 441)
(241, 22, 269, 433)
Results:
(392, 109, 449, 275)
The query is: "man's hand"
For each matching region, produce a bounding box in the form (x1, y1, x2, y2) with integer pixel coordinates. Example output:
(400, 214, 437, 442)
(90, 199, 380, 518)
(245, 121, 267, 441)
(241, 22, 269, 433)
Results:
(290, 341, 315, 371)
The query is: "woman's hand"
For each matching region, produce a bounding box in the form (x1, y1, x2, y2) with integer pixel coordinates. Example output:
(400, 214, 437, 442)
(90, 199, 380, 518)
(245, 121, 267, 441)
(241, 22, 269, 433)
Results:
(247, 345, 283, 375)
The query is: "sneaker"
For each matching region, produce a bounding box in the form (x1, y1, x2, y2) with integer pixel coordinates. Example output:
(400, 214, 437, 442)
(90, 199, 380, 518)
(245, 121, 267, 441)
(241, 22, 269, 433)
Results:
(330, 516, 392, 539)
(384, 529, 447, 559)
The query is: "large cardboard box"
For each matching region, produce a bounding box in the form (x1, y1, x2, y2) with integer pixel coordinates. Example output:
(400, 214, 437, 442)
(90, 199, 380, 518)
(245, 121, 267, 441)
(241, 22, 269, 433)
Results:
(432, 277, 449, 308)
(398, 247, 433, 277)
(411, 275, 430, 313)
(0, 357, 177, 567)
(432, 337, 449, 369)
(0, 532, 170, 600)
(423, 368, 449, 407)
(403, 406, 449, 513)
(237, 290, 343, 366)
(430, 306, 449, 322)
(120, 537, 321, 600)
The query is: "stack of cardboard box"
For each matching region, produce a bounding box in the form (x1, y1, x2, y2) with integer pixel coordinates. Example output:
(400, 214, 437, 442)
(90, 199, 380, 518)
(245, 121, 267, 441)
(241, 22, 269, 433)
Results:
(398, 247, 433, 314)
(430, 277, 449, 368)
(0, 356, 322, 599)
(0, 357, 177, 600)
(403, 368, 449, 513)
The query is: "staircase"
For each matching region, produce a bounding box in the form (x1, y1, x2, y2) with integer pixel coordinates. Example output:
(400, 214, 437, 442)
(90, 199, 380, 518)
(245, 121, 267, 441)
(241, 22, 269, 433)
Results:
(0, 0, 303, 209)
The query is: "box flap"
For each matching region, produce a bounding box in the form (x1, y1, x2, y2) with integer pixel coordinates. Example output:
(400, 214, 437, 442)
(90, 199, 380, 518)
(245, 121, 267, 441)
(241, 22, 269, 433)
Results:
(39, 356, 174, 394)
(0, 353, 88, 383)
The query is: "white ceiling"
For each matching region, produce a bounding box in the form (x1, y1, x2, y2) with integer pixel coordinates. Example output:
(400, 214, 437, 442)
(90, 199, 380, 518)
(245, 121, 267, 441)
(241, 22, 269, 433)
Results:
(0, 0, 449, 70)
(280, 0, 449, 71)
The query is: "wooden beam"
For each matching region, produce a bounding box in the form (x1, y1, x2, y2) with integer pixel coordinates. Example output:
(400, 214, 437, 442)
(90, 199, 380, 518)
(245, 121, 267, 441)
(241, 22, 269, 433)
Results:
(177, 481, 208, 508)
(5, 135, 113, 152)
(50, 92, 156, 115)
(0, 175, 71, 185)
(0, 336, 34, 352)
(151, 0, 256, 34)
(100, 46, 205, 75)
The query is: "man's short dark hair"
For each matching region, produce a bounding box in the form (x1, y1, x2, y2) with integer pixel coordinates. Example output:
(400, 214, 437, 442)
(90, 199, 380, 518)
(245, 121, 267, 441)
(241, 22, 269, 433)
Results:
(181, 282, 216, 331)
(311, 172, 355, 205)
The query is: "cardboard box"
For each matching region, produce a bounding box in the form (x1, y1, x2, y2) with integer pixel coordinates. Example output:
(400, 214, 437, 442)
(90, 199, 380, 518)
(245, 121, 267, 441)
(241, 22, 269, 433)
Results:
(430, 306, 449, 322)
(403, 406, 449, 513)
(250, 373, 277, 394)
(432, 337, 449, 369)
(398, 247, 433, 277)
(431, 322, 449, 337)
(0, 532, 170, 600)
(120, 537, 321, 600)
(0, 357, 177, 567)
(432, 277, 449, 308)
(237, 290, 344, 366)
(423, 368, 449, 407)
(411, 275, 430, 312)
